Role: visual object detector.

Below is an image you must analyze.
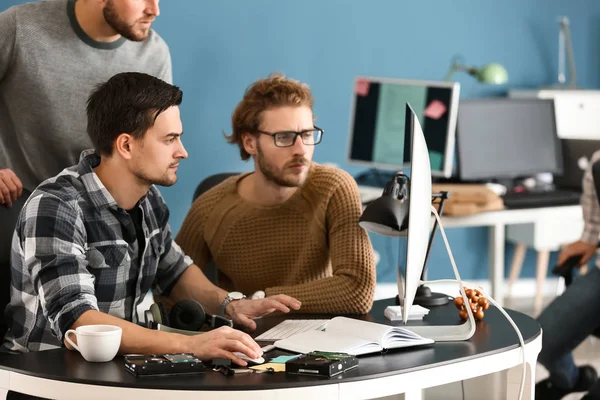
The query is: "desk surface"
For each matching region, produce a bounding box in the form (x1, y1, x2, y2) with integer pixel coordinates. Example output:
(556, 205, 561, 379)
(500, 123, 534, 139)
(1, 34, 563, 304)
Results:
(0, 299, 540, 396)
(439, 204, 581, 228)
(360, 183, 581, 228)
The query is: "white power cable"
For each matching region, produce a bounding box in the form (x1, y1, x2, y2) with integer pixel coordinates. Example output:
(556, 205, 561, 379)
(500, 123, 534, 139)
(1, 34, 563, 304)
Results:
(423, 206, 527, 400)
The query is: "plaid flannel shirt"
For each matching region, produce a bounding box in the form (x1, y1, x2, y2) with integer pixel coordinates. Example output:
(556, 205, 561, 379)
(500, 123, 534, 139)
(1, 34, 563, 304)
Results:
(581, 150, 600, 268)
(2, 150, 192, 353)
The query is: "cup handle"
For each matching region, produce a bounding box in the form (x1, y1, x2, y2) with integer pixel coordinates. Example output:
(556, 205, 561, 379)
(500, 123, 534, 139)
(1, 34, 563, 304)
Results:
(64, 329, 80, 352)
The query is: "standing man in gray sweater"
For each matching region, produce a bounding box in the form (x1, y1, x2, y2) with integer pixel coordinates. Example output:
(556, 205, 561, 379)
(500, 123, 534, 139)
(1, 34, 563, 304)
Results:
(0, 0, 172, 208)
(0, 8, 172, 397)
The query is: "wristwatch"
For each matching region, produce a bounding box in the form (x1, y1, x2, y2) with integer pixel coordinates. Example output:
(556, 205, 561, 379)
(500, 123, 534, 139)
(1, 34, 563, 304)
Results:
(219, 291, 246, 317)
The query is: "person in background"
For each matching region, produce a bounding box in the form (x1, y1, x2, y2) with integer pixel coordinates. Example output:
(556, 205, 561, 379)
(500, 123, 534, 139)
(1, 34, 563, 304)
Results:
(0, 0, 172, 208)
(535, 150, 600, 400)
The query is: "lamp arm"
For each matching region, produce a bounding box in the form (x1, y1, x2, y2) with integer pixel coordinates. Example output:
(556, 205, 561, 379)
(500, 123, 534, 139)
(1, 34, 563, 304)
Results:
(444, 63, 458, 81)
(444, 63, 475, 81)
(560, 17, 577, 88)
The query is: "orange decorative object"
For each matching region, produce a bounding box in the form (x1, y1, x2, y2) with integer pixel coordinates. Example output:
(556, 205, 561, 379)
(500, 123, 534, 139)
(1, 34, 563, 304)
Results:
(454, 287, 489, 321)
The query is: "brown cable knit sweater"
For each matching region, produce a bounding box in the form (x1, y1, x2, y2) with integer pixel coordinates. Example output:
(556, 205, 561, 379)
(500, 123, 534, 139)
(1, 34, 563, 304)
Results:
(175, 163, 376, 314)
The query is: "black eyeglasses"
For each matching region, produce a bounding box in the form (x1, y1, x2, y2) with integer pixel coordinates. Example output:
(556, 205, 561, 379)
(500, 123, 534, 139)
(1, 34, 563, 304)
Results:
(256, 126, 324, 148)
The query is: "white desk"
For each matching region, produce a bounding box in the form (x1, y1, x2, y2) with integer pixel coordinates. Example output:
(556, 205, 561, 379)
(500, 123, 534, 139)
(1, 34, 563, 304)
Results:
(440, 205, 583, 306)
(0, 303, 542, 400)
(0, 340, 542, 400)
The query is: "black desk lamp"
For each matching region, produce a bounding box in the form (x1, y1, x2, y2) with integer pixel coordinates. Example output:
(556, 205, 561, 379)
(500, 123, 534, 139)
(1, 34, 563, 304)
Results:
(359, 173, 451, 307)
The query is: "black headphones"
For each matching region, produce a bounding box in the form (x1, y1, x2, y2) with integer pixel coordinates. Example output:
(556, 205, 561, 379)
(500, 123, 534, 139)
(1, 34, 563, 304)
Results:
(144, 299, 233, 336)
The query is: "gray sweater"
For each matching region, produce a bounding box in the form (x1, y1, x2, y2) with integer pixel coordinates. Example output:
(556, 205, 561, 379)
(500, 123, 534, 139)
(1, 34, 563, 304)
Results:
(0, 0, 172, 191)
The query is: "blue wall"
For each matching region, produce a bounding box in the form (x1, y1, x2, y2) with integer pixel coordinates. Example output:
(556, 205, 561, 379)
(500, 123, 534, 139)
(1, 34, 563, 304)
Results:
(4, 1, 600, 283)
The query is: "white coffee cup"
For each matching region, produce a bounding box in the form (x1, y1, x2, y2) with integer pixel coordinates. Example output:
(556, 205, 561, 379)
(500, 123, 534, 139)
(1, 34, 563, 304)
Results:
(65, 325, 122, 362)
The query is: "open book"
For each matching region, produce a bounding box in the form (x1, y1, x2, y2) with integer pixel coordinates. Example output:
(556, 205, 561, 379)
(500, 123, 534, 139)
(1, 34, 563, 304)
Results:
(274, 317, 434, 356)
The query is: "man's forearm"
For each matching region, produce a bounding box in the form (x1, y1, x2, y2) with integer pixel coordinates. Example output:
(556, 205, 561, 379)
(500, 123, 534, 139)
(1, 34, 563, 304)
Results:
(70, 310, 190, 355)
(266, 274, 375, 314)
(169, 264, 229, 315)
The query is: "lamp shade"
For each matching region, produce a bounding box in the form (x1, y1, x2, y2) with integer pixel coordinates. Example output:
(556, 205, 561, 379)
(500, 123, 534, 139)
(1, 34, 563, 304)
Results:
(474, 63, 508, 84)
(359, 195, 409, 237)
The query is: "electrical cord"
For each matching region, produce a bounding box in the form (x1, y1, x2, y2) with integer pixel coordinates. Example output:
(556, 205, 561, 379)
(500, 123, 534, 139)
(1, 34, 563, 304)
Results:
(422, 206, 526, 400)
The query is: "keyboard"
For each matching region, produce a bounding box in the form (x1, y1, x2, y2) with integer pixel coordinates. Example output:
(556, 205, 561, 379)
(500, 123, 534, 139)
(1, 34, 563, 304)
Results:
(502, 189, 581, 209)
(255, 319, 329, 341)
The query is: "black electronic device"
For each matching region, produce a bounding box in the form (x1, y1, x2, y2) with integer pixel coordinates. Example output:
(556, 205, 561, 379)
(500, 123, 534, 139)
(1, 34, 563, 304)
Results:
(124, 353, 205, 377)
(551, 254, 583, 286)
(144, 299, 232, 336)
(501, 189, 581, 209)
(285, 351, 358, 377)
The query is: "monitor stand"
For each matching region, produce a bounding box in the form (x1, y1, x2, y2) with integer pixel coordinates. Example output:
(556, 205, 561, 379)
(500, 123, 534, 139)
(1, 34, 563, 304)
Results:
(395, 285, 451, 307)
(393, 192, 452, 309)
(415, 192, 451, 307)
(396, 205, 477, 342)
(394, 280, 476, 342)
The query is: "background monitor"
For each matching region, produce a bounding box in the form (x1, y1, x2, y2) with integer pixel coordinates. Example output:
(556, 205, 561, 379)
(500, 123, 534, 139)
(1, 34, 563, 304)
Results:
(347, 77, 460, 178)
(456, 98, 563, 181)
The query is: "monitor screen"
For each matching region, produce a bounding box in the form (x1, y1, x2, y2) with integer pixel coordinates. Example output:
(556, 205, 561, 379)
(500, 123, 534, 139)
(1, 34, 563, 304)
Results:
(399, 105, 476, 340)
(456, 99, 563, 181)
(347, 77, 460, 178)
(403, 104, 431, 323)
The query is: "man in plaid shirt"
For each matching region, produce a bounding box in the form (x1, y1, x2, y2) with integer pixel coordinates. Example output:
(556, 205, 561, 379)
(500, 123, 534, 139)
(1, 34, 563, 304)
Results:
(535, 151, 600, 400)
(2, 72, 301, 366)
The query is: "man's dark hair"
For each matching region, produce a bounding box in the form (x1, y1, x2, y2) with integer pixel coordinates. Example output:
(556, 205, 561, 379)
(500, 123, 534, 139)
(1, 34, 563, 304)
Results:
(87, 72, 183, 156)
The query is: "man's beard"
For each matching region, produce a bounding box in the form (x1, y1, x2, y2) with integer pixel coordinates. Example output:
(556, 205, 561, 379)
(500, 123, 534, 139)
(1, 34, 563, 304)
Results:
(132, 163, 178, 188)
(256, 142, 309, 188)
(103, 0, 152, 42)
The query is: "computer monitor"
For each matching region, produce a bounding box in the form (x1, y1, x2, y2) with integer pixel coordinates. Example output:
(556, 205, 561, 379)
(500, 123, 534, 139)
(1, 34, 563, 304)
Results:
(347, 77, 460, 178)
(358, 104, 475, 340)
(402, 104, 432, 323)
(456, 98, 563, 181)
(401, 104, 476, 341)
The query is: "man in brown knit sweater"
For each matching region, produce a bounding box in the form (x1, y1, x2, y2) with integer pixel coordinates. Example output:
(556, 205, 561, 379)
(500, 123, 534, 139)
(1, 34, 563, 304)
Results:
(176, 74, 376, 315)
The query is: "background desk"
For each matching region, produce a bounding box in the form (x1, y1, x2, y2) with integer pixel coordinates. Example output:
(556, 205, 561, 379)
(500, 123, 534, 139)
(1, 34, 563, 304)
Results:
(360, 185, 582, 306)
(440, 204, 582, 307)
(0, 299, 542, 400)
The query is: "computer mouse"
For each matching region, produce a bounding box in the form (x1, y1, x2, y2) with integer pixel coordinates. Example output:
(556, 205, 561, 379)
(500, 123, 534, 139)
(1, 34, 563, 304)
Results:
(233, 352, 265, 365)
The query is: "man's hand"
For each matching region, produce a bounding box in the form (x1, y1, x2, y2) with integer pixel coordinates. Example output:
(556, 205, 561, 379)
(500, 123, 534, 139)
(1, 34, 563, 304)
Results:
(0, 168, 23, 207)
(227, 294, 301, 330)
(557, 240, 598, 267)
(184, 326, 262, 366)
